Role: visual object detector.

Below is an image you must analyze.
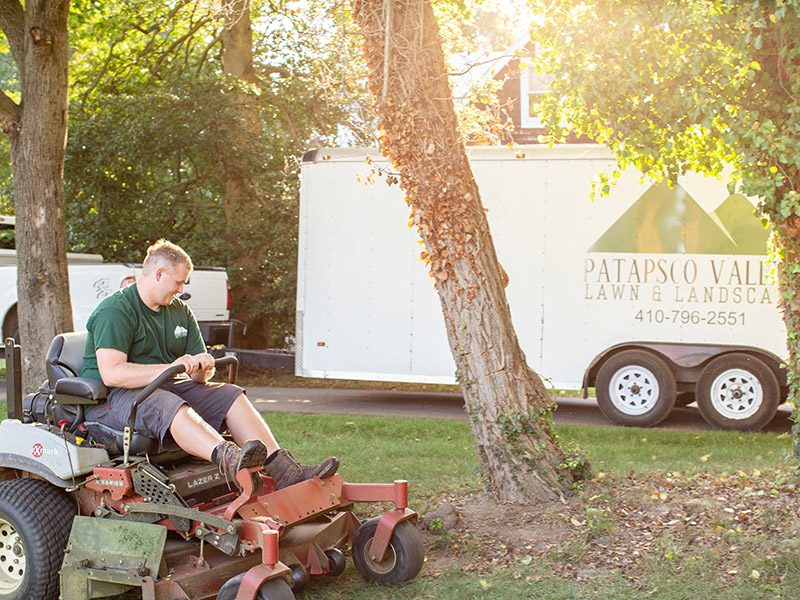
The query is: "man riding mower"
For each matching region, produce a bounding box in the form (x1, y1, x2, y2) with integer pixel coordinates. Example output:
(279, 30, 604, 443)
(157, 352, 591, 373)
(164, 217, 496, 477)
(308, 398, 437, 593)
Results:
(0, 333, 424, 600)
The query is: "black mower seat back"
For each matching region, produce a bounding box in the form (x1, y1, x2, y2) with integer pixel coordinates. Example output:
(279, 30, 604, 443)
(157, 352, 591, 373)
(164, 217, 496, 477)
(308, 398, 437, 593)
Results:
(47, 332, 108, 402)
(46, 332, 160, 457)
(22, 332, 104, 432)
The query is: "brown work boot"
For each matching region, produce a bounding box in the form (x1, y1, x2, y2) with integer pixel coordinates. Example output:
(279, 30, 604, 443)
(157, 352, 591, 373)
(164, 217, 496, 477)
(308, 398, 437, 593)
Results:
(213, 439, 269, 489)
(263, 449, 339, 490)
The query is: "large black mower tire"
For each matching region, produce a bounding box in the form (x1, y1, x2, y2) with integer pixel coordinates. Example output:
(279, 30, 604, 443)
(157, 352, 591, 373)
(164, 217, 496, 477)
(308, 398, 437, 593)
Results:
(0, 478, 76, 600)
(216, 573, 294, 600)
(595, 350, 676, 427)
(351, 518, 424, 584)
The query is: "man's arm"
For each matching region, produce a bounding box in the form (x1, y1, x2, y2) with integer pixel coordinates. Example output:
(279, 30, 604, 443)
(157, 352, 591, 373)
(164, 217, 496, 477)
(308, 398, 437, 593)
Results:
(96, 348, 214, 388)
(182, 308, 213, 383)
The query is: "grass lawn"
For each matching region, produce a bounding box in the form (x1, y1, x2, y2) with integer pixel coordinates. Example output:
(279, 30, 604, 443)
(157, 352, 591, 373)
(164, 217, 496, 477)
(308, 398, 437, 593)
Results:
(267, 413, 792, 503)
(2, 380, 795, 599)
(266, 413, 798, 600)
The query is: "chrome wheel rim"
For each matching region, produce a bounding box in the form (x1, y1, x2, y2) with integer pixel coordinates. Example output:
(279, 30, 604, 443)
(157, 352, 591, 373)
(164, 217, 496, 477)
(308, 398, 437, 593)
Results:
(608, 365, 660, 415)
(363, 538, 397, 574)
(0, 516, 25, 592)
(709, 368, 762, 420)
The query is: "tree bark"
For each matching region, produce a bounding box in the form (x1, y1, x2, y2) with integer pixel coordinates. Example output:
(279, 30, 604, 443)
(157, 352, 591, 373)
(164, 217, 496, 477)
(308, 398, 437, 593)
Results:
(218, 0, 274, 344)
(351, 0, 582, 502)
(772, 218, 800, 456)
(2, 0, 73, 388)
(220, 0, 260, 232)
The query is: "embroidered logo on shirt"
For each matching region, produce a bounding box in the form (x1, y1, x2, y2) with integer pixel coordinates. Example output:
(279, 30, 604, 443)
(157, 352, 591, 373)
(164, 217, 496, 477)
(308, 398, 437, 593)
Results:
(174, 325, 188, 338)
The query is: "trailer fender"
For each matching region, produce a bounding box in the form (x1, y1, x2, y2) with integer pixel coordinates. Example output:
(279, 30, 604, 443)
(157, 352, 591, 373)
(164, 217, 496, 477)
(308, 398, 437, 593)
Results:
(583, 342, 787, 395)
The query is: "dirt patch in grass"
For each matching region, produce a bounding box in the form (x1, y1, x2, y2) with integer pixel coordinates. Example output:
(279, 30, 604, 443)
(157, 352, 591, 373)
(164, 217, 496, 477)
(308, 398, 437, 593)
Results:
(419, 465, 800, 588)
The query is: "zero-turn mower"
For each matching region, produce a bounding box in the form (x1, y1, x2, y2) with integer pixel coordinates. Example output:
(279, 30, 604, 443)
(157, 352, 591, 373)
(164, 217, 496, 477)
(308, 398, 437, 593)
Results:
(0, 333, 424, 600)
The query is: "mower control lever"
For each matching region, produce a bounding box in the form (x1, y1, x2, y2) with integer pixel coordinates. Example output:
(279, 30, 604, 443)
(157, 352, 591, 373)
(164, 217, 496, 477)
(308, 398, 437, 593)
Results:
(123, 356, 239, 465)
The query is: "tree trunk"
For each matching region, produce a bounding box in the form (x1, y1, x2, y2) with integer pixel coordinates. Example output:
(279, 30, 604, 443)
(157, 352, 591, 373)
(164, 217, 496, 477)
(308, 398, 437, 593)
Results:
(772, 218, 800, 456)
(219, 0, 268, 345)
(351, 0, 582, 502)
(4, 0, 73, 389)
(220, 0, 260, 230)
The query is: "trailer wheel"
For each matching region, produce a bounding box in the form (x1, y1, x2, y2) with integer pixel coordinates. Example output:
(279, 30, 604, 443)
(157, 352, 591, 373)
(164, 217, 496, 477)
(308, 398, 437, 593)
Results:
(352, 518, 424, 584)
(0, 478, 76, 600)
(696, 353, 779, 431)
(595, 350, 676, 427)
(216, 573, 294, 600)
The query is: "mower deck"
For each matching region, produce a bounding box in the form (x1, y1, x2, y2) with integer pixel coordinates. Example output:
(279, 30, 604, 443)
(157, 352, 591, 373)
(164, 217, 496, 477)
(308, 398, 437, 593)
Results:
(62, 462, 416, 600)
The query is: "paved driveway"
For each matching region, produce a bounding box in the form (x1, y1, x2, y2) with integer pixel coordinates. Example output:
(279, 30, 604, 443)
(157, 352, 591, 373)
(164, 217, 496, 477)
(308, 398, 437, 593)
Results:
(246, 387, 793, 434)
(2, 381, 790, 433)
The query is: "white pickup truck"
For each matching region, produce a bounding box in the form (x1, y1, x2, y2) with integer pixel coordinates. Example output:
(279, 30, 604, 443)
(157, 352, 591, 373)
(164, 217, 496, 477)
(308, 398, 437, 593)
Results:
(0, 216, 232, 346)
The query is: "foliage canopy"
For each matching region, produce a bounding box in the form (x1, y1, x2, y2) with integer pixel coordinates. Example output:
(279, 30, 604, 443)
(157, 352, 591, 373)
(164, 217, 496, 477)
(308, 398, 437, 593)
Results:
(530, 0, 800, 450)
(532, 0, 800, 216)
(62, 0, 369, 346)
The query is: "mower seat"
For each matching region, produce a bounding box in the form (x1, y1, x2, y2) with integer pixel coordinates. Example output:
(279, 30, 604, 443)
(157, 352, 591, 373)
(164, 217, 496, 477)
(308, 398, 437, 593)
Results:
(47, 332, 160, 457)
(47, 332, 108, 403)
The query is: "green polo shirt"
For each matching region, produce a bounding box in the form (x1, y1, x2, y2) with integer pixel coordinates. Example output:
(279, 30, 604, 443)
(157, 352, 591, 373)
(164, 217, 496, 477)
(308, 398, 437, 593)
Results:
(80, 283, 206, 383)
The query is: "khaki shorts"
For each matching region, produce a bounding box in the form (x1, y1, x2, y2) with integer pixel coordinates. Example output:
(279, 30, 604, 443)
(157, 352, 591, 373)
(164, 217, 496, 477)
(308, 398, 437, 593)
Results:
(85, 376, 244, 451)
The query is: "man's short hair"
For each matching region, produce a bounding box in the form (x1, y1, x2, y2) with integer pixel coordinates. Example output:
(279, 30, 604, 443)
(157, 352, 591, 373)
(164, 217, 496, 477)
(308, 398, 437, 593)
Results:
(143, 239, 193, 273)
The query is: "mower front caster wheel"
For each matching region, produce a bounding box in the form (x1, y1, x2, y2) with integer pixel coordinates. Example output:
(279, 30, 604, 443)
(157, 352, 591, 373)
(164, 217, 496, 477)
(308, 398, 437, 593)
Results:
(216, 574, 294, 600)
(325, 548, 346, 576)
(351, 518, 424, 584)
(289, 563, 309, 592)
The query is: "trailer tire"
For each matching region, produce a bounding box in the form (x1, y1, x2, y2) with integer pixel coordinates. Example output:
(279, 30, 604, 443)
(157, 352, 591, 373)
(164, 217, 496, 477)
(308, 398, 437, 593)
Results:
(596, 350, 676, 427)
(352, 518, 424, 584)
(216, 573, 294, 600)
(695, 353, 779, 431)
(0, 478, 76, 600)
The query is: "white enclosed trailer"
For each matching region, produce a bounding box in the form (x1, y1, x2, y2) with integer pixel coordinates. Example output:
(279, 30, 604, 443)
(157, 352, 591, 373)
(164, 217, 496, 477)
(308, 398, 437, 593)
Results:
(297, 145, 788, 431)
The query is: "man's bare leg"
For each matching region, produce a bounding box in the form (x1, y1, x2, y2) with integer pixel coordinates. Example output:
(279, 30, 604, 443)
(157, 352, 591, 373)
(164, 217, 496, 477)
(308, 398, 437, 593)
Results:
(169, 404, 268, 487)
(223, 394, 340, 489)
(224, 394, 281, 455)
(169, 404, 225, 460)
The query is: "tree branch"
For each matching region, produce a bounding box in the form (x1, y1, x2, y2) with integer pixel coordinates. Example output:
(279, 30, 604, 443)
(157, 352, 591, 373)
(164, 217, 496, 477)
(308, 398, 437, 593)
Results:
(78, 37, 125, 114)
(0, 88, 21, 131)
(0, 0, 24, 75)
(149, 17, 213, 80)
(196, 30, 222, 77)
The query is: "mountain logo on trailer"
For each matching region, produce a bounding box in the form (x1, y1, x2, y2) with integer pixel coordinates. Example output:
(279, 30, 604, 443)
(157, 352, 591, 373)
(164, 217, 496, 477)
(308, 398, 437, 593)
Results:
(589, 181, 769, 255)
